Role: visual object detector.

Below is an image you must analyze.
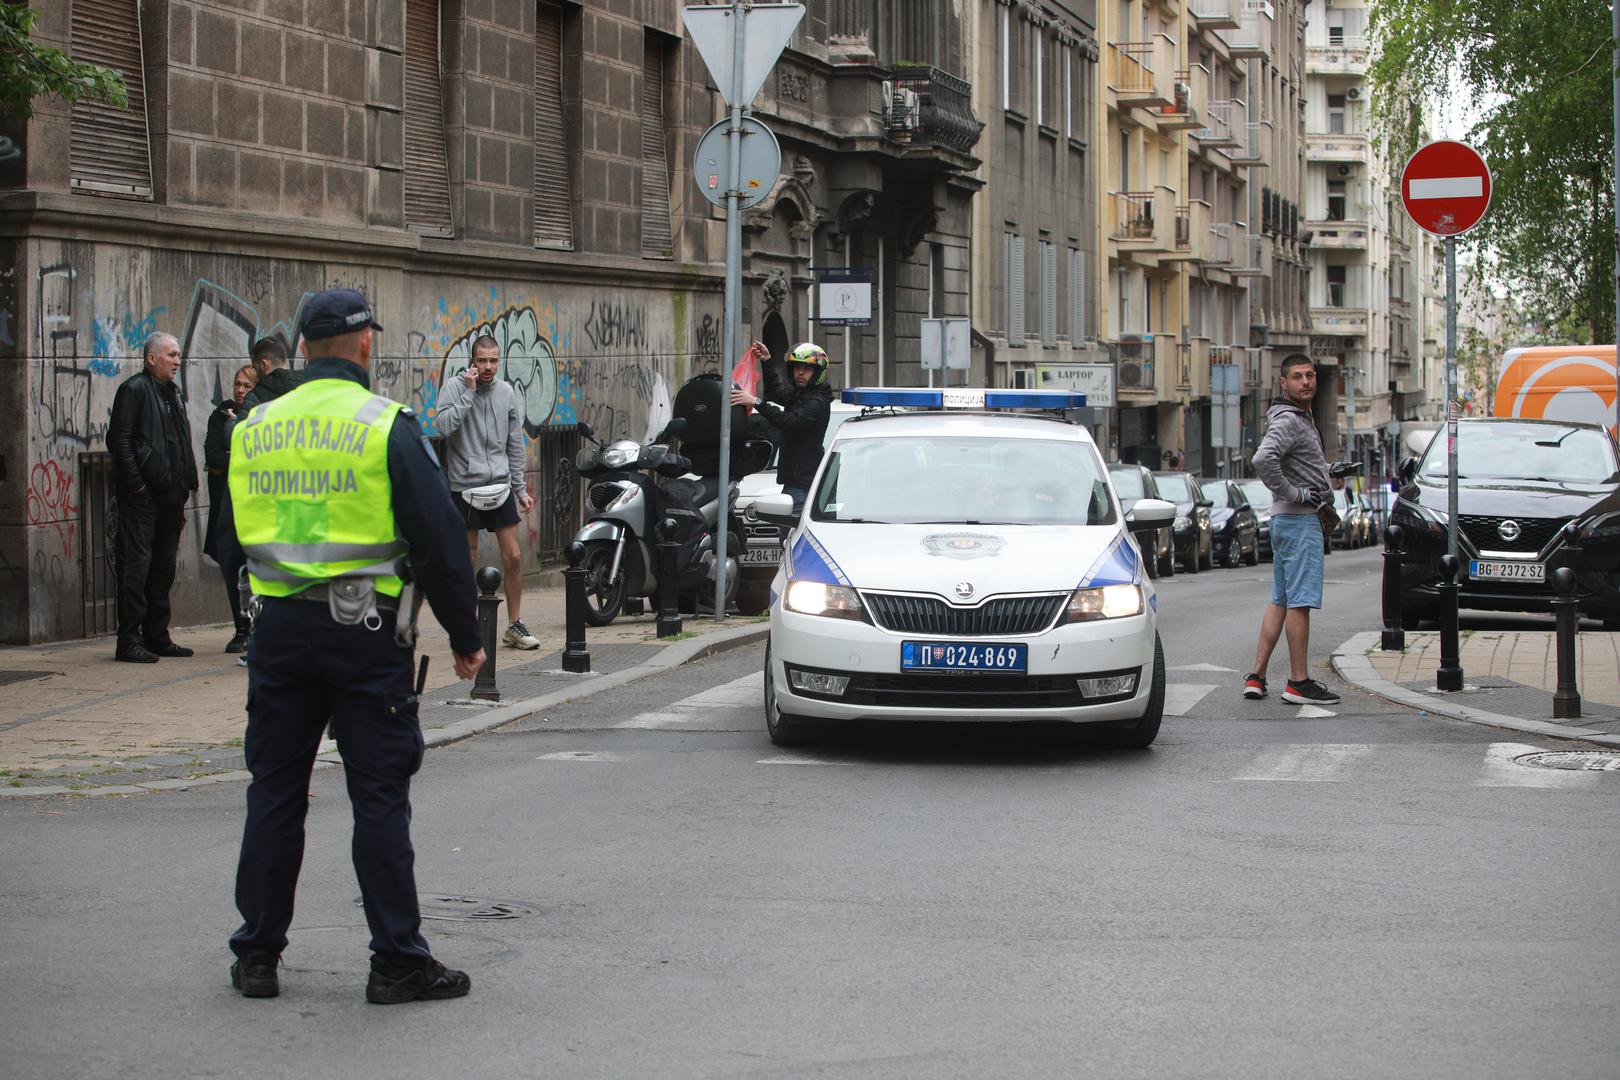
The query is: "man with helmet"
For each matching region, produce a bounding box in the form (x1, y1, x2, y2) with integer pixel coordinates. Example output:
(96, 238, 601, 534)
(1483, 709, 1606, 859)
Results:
(731, 341, 834, 507)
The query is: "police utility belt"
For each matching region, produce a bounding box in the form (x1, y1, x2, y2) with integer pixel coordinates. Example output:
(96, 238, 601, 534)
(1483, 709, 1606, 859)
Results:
(248, 572, 420, 648)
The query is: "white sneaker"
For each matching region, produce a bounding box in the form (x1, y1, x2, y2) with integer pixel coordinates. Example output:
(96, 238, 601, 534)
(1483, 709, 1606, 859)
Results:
(503, 620, 541, 649)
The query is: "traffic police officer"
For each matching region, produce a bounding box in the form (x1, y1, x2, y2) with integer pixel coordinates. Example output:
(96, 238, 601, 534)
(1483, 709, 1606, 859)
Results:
(216, 288, 485, 1004)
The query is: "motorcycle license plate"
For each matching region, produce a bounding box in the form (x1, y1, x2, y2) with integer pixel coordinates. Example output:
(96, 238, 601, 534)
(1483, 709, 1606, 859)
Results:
(1469, 559, 1545, 583)
(740, 544, 782, 566)
(901, 642, 1028, 674)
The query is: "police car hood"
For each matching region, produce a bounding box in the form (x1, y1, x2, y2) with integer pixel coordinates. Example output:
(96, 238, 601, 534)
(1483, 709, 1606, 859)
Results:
(787, 523, 1142, 594)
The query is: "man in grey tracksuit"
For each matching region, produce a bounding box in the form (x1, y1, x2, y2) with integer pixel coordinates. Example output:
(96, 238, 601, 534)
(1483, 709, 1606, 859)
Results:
(435, 334, 539, 649)
(1245, 353, 1341, 705)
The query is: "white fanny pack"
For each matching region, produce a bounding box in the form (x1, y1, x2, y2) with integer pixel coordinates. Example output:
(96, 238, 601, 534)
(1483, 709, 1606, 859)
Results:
(460, 483, 510, 511)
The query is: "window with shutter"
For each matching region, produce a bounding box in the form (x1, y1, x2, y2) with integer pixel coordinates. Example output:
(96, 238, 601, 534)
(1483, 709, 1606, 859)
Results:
(534, 1, 574, 248)
(1068, 247, 1087, 341)
(639, 34, 673, 258)
(69, 0, 152, 198)
(1039, 240, 1057, 346)
(1005, 232, 1026, 346)
(404, 0, 453, 234)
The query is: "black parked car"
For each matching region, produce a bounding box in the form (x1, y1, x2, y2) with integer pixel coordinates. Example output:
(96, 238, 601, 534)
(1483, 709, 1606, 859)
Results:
(1390, 417, 1620, 628)
(1153, 470, 1213, 573)
(1109, 463, 1175, 578)
(1236, 478, 1275, 560)
(1201, 478, 1261, 567)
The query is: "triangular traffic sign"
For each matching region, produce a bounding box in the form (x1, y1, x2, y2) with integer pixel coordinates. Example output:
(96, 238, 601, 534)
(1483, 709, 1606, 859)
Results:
(682, 3, 805, 108)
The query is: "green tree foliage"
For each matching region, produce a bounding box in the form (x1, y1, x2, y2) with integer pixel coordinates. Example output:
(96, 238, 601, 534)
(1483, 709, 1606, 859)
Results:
(1367, 0, 1615, 342)
(0, 4, 127, 118)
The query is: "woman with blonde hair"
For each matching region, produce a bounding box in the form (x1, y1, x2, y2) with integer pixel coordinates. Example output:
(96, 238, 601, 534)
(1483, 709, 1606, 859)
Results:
(204, 363, 259, 654)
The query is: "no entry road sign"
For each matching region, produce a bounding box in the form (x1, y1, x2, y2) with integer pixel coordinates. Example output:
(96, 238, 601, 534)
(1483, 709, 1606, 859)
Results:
(1400, 140, 1492, 236)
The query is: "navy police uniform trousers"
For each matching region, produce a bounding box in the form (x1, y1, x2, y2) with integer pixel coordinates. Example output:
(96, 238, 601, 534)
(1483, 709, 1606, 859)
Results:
(229, 597, 429, 964)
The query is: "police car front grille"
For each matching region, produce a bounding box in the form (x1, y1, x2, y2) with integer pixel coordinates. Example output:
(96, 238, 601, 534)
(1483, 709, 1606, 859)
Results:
(846, 672, 1086, 709)
(588, 482, 624, 512)
(862, 592, 1068, 636)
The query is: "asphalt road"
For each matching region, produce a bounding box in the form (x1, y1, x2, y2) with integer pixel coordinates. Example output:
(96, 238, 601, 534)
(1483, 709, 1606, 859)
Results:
(3, 546, 1617, 1079)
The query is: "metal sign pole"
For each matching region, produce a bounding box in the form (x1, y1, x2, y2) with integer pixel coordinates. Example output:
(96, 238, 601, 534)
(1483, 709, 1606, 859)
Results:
(712, 1, 748, 623)
(1445, 235, 1458, 563)
(1614, 0, 1619, 431)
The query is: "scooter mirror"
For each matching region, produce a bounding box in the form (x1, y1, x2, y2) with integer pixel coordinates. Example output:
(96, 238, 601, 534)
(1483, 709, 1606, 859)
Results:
(575, 421, 594, 440)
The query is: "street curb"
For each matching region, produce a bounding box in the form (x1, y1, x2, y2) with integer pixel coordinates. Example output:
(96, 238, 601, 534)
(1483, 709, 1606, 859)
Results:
(1, 623, 771, 800)
(1331, 631, 1620, 748)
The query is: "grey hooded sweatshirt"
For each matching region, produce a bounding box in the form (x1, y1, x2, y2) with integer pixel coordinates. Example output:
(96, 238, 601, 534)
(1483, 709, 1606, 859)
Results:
(434, 374, 526, 496)
(1251, 400, 1331, 517)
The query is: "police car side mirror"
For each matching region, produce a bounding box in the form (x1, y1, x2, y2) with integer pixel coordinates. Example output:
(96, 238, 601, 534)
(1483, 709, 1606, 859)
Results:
(1126, 497, 1176, 530)
(750, 492, 800, 528)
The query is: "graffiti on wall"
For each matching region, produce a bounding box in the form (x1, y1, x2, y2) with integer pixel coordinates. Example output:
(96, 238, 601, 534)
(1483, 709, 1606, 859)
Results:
(25, 460, 78, 559)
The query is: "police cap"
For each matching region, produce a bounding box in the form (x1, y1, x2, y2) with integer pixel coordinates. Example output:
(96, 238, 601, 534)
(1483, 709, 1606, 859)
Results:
(299, 288, 384, 341)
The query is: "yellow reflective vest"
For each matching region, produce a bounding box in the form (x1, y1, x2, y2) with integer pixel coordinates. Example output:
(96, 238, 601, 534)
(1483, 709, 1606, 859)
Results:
(228, 378, 408, 597)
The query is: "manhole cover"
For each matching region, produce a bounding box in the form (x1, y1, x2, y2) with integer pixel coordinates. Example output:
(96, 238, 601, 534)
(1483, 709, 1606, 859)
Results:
(351, 894, 536, 920)
(1515, 751, 1620, 772)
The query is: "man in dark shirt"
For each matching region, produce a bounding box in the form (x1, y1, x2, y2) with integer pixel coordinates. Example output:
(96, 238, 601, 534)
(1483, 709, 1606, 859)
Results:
(105, 332, 199, 663)
(730, 341, 834, 507)
(215, 289, 484, 1004)
(240, 334, 300, 413)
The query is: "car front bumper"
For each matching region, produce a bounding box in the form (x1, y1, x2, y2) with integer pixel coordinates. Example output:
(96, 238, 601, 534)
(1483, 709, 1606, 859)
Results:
(769, 606, 1158, 724)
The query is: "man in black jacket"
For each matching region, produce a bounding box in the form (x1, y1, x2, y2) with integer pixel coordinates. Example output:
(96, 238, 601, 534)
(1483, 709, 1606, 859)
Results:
(107, 332, 199, 662)
(240, 334, 299, 412)
(730, 341, 834, 506)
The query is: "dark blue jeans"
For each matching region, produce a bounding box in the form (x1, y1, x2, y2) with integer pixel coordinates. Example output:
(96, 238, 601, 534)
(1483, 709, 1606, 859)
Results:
(230, 599, 429, 964)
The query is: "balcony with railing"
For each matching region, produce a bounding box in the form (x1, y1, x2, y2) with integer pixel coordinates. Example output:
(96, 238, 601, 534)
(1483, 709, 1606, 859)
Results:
(1230, 226, 1266, 277)
(1157, 70, 1203, 130)
(889, 66, 983, 152)
(1180, 337, 1212, 398)
(1193, 100, 1241, 149)
(1156, 333, 1182, 397)
(1191, 0, 1239, 31)
(1110, 40, 1173, 109)
(1224, 0, 1274, 57)
(1109, 188, 1174, 249)
(1171, 201, 1213, 262)
(1305, 219, 1369, 250)
(1208, 221, 1234, 265)
(1305, 133, 1371, 164)
(1228, 120, 1269, 167)
(1306, 38, 1369, 76)
(1243, 345, 1264, 387)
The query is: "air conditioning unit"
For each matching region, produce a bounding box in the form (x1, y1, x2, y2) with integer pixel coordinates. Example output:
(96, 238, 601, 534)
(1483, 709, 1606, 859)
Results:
(880, 81, 919, 132)
(1336, 163, 1357, 177)
(1118, 333, 1149, 361)
(1346, 86, 1363, 100)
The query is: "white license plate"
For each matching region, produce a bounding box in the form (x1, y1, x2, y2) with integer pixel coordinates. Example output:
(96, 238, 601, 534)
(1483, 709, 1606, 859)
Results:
(1469, 559, 1546, 583)
(740, 545, 782, 566)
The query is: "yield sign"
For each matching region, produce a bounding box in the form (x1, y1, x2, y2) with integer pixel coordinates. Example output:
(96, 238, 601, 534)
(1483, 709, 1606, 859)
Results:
(682, 3, 805, 108)
(1400, 140, 1492, 236)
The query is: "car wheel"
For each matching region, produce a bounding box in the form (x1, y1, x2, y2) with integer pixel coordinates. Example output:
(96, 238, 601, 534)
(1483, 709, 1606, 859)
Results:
(764, 642, 817, 747)
(1604, 617, 1620, 631)
(1243, 543, 1260, 567)
(1182, 545, 1200, 574)
(1106, 633, 1165, 749)
(1199, 538, 1213, 571)
(735, 583, 771, 616)
(1159, 545, 1175, 578)
(1143, 547, 1159, 579)
(580, 541, 625, 626)
(1400, 608, 1424, 630)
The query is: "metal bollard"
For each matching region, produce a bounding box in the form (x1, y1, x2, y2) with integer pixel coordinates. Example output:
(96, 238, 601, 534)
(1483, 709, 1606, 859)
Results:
(471, 565, 503, 701)
(1436, 553, 1464, 692)
(1381, 524, 1405, 651)
(562, 541, 591, 673)
(1551, 566, 1582, 719)
(656, 517, 682, 639)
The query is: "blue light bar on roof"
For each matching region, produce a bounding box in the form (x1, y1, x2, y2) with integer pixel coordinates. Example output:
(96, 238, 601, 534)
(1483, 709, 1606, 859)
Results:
(841, 387, 1087, 410)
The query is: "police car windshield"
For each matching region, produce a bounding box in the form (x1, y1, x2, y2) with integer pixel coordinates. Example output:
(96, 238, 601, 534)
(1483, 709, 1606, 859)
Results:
(811, 436, 1116, 526)
(1419, 422, 1618, 483)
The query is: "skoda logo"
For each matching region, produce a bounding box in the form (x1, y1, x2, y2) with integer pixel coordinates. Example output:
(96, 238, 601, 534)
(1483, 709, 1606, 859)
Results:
(1498, 519, 1521, 542)
(954, 581, 975, 600)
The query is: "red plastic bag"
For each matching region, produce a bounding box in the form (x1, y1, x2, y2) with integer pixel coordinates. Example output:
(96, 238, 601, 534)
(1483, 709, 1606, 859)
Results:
(730, 341, 768, 412)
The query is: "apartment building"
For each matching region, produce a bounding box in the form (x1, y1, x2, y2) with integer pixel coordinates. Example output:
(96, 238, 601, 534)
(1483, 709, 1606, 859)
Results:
(0, 0, 983, 643)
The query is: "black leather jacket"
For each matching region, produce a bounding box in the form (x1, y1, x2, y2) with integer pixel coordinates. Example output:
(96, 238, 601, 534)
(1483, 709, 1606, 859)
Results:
(106, 370, 198, 501)
(756, 363, 833, 490)
(240, 366, 302, 412)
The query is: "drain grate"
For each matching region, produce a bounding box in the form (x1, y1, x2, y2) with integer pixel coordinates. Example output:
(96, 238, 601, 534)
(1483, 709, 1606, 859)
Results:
(1515, 751, 1620, 772)
(356, 893, 537, 921)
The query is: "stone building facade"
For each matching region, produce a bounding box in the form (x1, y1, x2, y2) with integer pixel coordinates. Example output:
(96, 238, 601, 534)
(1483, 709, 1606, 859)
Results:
(0, 0, 981, 643)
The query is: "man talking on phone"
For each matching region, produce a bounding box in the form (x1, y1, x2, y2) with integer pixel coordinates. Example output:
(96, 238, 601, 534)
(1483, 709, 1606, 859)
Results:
(434, 334, 540, 649)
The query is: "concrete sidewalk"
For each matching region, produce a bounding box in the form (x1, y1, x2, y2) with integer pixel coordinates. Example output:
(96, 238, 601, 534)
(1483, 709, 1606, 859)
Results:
(0, 582, 768, 797)
(1333, 628, 1620, 748)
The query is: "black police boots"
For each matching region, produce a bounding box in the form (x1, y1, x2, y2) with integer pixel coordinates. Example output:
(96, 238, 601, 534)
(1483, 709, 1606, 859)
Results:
(230, 955, 279, 998)
(365, 956, 471, 1005)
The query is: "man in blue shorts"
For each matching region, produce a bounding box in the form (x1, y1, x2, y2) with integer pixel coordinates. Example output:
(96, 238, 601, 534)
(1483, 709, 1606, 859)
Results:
(1245, 353, 1341, 705)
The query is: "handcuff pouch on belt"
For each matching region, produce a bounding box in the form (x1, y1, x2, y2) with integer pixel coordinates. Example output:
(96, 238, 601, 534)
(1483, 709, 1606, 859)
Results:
(328, 577, 385, 631)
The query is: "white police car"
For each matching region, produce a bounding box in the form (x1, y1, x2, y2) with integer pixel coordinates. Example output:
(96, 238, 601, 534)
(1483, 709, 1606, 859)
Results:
(749, 387, 1177, 748)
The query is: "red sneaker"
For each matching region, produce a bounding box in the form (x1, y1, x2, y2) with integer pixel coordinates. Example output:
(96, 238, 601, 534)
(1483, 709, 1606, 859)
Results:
(1243, 673, 1267, 699)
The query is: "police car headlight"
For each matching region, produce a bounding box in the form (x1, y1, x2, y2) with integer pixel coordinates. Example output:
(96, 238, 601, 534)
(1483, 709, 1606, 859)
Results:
(784, 580, 865, 620)
(1063, 584, 1144, 623)
(601, 446, 638, 469)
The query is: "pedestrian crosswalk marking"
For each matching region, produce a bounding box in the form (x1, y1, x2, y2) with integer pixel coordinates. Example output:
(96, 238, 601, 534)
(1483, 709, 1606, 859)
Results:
(1232, 743, 1372, 782)
(1170, 663, 1237, 673)
(756, 755, 851, 766)
(1163, 683, 1217, 716)
(616, 672, 762, 729)
(1295, 705, 1336, 718)
(1476, 742, 1602, 789)
(535, 750, 621, 762)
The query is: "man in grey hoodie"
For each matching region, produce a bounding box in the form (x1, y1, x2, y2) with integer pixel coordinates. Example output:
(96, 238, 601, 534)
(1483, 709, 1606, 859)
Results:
(1245, 353, 1341, 705)
(435, 335, 540, 649)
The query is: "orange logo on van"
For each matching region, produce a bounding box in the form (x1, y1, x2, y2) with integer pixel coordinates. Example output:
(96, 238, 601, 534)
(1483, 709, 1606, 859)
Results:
(1494, 346, 1616, 437)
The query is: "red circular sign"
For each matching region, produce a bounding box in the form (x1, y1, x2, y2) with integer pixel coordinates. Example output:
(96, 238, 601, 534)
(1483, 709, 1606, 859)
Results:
(1400, 140, 1492, 236)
